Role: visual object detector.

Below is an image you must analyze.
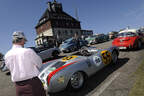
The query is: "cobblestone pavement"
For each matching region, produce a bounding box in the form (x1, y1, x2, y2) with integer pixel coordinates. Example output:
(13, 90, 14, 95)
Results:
(0, 40, 144, 96)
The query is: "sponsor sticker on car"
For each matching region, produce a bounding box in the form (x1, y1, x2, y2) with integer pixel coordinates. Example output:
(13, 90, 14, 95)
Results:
(101, 50, 112, 65)
(61, 55, 78, 62)
(93, 56, 101, 66)
(57, 76, 65, 83)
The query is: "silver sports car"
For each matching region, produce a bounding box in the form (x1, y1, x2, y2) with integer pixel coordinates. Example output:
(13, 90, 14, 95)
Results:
(38, 46, 119, 93)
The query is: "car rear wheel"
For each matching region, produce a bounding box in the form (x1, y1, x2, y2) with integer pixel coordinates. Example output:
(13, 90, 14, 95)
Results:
(69, 72, 85, 90)
(71, 47, 76, 52)
(112, 51, 118, 64)
(137, 41, 142, 49)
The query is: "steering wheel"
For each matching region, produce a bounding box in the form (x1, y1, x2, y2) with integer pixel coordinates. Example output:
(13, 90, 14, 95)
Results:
(82, 50, 90, 56)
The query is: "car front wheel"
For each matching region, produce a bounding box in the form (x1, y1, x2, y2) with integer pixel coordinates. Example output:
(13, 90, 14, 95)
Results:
(68, 72, 85, 90)
(112, 51, 118, 64)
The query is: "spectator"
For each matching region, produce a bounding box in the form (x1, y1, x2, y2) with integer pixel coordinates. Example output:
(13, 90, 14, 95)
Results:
(4, 31, 46, 96)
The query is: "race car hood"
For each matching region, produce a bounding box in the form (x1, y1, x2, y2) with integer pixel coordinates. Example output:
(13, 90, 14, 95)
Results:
(39, 55, 84, 74)
(39, 55, 84, 86)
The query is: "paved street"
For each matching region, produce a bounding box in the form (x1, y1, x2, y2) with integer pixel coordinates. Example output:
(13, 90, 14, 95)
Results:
(0, 40, 144, 96)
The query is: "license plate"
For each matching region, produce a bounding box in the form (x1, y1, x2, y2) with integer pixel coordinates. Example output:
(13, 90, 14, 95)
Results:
(119, 47, 126, 49)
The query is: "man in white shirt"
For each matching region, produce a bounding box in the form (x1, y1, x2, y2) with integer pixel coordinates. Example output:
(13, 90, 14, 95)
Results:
(5, 31, 46, 96)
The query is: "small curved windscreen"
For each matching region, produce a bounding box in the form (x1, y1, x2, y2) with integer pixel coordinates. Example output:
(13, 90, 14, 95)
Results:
(63, 38, 73, 43)
(39, 61, 66, 72)
(118, 32, 136, 37)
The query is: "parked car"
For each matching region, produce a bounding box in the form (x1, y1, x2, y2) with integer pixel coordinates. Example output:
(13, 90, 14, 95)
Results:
(85, 34, 109, 45)
(97, 34, 109, 42)
(0, 60, 9, 72)
(38, 46, 119, 93)
(59, 38, 88, 53)
(30, 47, 60, 61)
(85, 35, 97, 45)
(108, 31, 118, 39)
(112, 29, 144, 50)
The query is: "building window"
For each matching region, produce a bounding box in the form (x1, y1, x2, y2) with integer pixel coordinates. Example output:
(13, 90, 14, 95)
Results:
(65, 30, 68, 35)
(39, 40, 41, 45)
(41, 26, 43, 30)
(58, 30, 60, 35)
(57, 30, 61, 38)
(76, 31, 79, 35)
(66, 22, 69, 26)
(56, 21, 59, 26)
(71, 23, 74, 27)
(46, 23, 49, 28)
(37, 41, 39, 46)
(70, 30, 73, 35)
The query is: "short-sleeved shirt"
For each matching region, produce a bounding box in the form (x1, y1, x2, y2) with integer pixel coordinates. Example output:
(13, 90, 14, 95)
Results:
(5, 44, 42, 82)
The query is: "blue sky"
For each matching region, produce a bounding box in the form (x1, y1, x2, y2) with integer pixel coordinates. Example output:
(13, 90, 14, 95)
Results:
(0, 0, 144, 54)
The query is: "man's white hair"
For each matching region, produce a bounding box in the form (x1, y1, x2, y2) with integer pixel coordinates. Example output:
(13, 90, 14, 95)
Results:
(12, 31, 27, 43)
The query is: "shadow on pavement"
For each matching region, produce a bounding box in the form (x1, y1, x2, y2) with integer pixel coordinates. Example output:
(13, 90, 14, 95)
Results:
(119, 44, 144, 52)
(48, 57, 129, 96)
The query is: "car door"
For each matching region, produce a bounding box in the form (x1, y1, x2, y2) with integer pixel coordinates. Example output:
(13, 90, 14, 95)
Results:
(88, 50, 112, 74)
(39, 49, 52, 60)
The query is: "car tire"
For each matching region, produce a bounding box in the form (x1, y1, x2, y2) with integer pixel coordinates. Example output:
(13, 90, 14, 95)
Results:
(111, 51, 118, 64)
(52, 51, 59, 58)
(68, 72, 85, 91)
(137, 41, 142, 50)
(71, 47, 75, 52)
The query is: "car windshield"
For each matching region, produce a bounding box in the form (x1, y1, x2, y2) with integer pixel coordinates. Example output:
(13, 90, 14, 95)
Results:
(39, 61, 66, 72)
(118, 32, 136, 37)
(63, 38, 73, 43)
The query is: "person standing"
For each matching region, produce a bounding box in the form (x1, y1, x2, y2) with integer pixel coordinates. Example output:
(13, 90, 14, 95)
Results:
(4, 31, 46, 96)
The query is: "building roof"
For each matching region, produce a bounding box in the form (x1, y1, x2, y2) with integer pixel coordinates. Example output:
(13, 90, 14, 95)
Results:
(35, 1, 80, 28)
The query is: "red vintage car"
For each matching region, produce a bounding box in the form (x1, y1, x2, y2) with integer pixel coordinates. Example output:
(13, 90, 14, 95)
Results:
(112, 29, 144, 50)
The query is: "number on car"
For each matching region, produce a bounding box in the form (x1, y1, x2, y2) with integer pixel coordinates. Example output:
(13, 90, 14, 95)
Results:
(101, 50, 112, 65)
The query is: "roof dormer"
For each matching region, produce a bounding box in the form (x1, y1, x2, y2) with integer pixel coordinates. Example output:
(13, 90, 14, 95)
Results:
(48, 0, 63, 12)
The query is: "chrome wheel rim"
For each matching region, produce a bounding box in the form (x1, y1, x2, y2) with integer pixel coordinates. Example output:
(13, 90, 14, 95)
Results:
(71, 47, 75, 51)
(53, 51, 58, 57)
(70, 72, 84, 89)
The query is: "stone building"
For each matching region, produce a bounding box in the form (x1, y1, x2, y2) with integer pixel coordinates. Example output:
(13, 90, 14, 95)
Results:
(35, 0, 82, 47)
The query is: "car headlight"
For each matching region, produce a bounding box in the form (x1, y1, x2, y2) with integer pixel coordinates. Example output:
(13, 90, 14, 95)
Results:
(40, 73, 45, 78)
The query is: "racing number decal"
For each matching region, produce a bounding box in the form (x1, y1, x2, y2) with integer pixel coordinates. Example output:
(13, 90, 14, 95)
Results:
(101, 50, 112, 65)
(62, 55, 78, 62)
(93, 56, 101, 66)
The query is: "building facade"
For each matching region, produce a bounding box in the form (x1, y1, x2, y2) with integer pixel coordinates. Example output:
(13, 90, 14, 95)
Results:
(81, 30, 93, 37)
(35, 0, 82, 47)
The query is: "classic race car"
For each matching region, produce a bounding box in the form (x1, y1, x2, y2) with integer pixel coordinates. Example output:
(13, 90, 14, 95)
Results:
(38, 46, 119, 93)
(112, 29, 144, 50)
